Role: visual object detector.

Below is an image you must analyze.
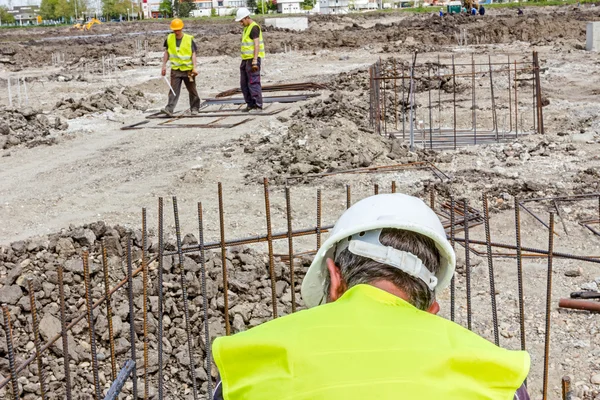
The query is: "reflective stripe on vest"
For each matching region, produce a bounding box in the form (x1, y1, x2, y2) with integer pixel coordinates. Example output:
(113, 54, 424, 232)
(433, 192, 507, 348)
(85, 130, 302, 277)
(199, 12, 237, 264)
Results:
(240, 21, 265, 60)
(167, 33, 194, 71)
(213, 284, 530, 400)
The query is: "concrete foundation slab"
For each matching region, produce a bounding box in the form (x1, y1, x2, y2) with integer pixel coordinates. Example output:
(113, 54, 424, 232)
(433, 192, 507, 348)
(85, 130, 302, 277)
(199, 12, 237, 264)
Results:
(587, 22, 600, 51)
(264, 17, 309, 31)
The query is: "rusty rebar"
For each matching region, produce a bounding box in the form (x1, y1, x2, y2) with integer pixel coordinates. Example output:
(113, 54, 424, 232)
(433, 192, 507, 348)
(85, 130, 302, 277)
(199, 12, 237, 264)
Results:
(346, 184, 351, 208)
(285, 187, 297, 313)
(317, 189, 322, 249)
(472, 54, 477, 144)
(2, 304, 19, 400)
(534, 51, 544, 134)
(101, 240, 117, 381)
(514, 198, 526, 352)
(126, 235, 138, 400)
(157, 198, 165, 400)
(374, 183, 379, 195)
(394, 58, 398, 130)
(402, 62, 405, 138)
(263, 178, 279, 319)
(27, 278, 48, 400)
(514, 60, 518, 136)
(57, 265, 72, 400)
(452, 55, 457, 150)
(172, 196, 199, 400)
(391, 181, 396, 194)
(428, 66, 433, 149)
(429, 189, 435, 210)
(488, 56, 498, 137)
(508, 56, 512, 132)
(542, 213, 554, 400)
(482, 193, 499, 346)
(562, 376, 571, 400)
(141, 208, 149, 400)
(197, 202, 212, 395)
(437, 55, 441, 133)
(450, 196, 456, 322)
(83, 252, 102, 400)
(218, 182, 231, 336)
(464, 199, 472, 331)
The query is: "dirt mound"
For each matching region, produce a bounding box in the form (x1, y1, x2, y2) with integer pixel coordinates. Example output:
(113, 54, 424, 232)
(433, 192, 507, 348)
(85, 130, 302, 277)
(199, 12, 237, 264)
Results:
(54, 86, 149, 119)
(0, 107, 68, 150)
(0, 223, 305, 398)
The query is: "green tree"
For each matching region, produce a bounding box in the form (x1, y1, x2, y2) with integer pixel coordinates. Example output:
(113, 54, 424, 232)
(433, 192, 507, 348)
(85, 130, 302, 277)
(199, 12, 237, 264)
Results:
(178, 0, 195, 17)
(159, 0, 173, 16)
(246, 0, 257, 11)
(55, 0, 72, 19)
(210, 6, 217, 16)
(302, 0, 315, 9)
(0, 6, 16, 23)
(40, 0, 58, 19)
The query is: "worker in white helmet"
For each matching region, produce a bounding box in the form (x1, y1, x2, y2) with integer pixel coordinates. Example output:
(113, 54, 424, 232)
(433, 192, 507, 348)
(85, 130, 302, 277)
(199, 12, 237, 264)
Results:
(234, 7, 265, 112)
(211, 194, 531, 400)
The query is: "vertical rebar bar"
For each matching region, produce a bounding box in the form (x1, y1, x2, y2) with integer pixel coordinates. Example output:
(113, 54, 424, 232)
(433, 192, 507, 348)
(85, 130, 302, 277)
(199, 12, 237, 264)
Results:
(218, 183, 231, 336)
(172, 197, 199, 400)
(508, 56, 512, 133)
(383, 60, 387, 136)
(488, 56, 498, 139)
(346, 185, 351, 208)
(197, 202, 212, 396)
(542, 213, 555, 400)
(438, 55, 441, 134)
(482, 193, 500, 346)
(101, 240, 117, 381)
(402, 63, 406, 139)
(464, 199, 472, 331)
(285, 188, 297, 313)
(409, 59, 415, 151)
(126, 235, 138, 400)
(394, 58, 398, 131)
(562, 376, 571, 400)
(428, 66, 433, 149)
(141, 209, 149, 400)
(514, 60, 518, 137)
(316, 189, 322, 250)
(57, 265, 72, 400)
(263, 178, 279, 319)
(514, 198, 526, 352)
(27, 279, 48, 400)
(369, 66, 374, 127)
(450, 196, 456, 323)
(2, 304, 19, 400)
(534, 51, 544, 135)
(391, 181, 396, 194)
(452, 55, 457, 150)
(374, 184, 379, 195)
(429, 189, 435, 210)
(532, 54, 536, 134)
(83, 252, 102, 400)
(157, 198, 165, 400)
(472, 54, 476, 144)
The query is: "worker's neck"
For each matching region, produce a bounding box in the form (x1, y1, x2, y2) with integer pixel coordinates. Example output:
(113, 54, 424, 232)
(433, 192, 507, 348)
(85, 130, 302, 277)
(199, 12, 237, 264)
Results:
(175, 31, 184, 39)
(369, 280, 411, 302)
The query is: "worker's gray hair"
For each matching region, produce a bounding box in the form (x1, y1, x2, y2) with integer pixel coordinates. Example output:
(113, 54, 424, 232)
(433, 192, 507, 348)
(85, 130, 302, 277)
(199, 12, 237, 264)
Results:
(325, 228, 441, 311)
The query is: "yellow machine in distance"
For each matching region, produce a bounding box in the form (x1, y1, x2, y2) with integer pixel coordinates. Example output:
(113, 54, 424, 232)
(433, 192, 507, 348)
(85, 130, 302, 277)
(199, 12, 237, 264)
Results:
(73, 18, 102, 31)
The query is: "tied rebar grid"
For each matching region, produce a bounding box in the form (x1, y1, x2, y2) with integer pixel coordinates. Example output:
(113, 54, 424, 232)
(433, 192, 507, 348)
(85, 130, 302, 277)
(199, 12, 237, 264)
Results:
(4, 184, 600, 399)
(158, 198, 165, 400)
(126, 235, 138, 399)
(369, 52, 544, 149)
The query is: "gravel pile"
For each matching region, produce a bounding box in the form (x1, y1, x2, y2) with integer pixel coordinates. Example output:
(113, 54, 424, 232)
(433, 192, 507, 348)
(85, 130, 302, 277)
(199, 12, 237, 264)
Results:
(54, 87, 149, 119)
(0, 107, 68, 150)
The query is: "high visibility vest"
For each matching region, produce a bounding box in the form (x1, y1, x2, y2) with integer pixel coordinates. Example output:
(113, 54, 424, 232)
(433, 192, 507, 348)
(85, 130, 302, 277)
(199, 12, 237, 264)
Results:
(213, 284, 530, 400)
(167, 33, 194, 71)
(240, 21, 265, 60)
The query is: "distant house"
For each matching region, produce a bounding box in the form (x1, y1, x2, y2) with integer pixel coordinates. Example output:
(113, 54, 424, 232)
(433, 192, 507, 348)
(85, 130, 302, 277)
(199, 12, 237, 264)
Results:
(277, 0, 303, 13)
(7, 5, 41, 24)
(319, 0, 348, 13)
(350, 0, 377, 10)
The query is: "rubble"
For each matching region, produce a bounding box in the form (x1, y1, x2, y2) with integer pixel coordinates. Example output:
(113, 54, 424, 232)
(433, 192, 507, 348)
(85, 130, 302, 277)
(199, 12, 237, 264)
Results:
(0, 107, 68, 150)
(54, 86, 149, 119)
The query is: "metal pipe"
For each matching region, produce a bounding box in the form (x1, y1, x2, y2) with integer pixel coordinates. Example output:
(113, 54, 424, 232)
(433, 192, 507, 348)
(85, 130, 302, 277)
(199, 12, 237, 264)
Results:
(197, 202, 212, 395)
(542, 213, 554, 400)
(57, 266, 72, 400)
(285, 187, 297, 313)
(82, 252, 102, 400)
(558, 299, 600, 312)
(103, 359, 136, 400)
(101, 240, 117, 381)
(218, 183, 231, 336)
(263, 178, 279, 319)
(157, 198, 165, 400)
(172, 197, 199, 399)
(126, 235, 138, 400)
(2, 304, 19, 400)
(27, 279, 48, 400)
(482, 193, 499, 346)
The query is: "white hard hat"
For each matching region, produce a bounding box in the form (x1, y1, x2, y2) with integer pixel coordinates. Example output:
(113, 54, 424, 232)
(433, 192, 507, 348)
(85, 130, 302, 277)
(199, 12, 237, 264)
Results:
(301, 193, 456, 308)
(235, 7, 251, 22)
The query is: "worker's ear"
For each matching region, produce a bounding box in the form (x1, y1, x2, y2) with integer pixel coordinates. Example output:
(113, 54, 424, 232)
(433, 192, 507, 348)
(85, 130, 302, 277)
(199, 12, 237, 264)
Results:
(427, 300, 440, 315)
(326, 258, 346, 302)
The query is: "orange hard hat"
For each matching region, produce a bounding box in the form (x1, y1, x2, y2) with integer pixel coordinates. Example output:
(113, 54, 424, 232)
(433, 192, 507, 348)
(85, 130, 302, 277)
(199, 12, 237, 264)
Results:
(170, 18, 184, 31)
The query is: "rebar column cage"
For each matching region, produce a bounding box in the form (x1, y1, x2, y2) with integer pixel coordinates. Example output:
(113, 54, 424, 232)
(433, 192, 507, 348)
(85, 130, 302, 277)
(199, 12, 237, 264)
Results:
(369, 51, 545, 149)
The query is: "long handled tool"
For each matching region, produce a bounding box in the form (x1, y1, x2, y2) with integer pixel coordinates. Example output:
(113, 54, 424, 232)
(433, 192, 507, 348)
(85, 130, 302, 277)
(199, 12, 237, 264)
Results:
(163, 76, 176, 97)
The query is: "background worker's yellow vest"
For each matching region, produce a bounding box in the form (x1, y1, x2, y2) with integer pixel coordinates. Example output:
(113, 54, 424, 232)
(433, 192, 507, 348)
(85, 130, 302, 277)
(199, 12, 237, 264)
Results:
(241, 22, 265, 60)
(167, 33, 193, 71)
(213, 284, 530, 400)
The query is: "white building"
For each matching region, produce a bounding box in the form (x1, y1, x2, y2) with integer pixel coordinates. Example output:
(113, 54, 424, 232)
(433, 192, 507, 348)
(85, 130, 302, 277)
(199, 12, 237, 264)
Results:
(319, 0, 348, 14)
(276, 0, 302, 14)
(349, 0, 377, 10)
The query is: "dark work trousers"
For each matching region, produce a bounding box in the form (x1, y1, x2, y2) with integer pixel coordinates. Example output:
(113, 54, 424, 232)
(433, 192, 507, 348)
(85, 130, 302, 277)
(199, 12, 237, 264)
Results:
(165, 69, 201, 113)
(240, 58, 263, 109)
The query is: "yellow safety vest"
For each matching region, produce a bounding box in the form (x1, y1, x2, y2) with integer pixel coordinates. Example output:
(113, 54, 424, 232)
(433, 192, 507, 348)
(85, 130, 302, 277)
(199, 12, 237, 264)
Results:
(213, 284, 530, 400)
(167, 33, 194, 71)
(241, 21, 265, 60)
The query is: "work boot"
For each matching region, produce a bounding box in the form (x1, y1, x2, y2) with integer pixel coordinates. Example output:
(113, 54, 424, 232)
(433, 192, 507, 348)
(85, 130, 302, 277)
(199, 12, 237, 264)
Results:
(248, 107, 263, 114)
(190, 109, 199, 116)
(242, 105, 253, 113)
(161, 108, 174, 117)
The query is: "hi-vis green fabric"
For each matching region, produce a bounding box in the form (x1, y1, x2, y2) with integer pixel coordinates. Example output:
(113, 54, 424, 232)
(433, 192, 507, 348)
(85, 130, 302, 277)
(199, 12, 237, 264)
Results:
(167, 33, 193, 71)
(213, 284, 529, 400)
(240, 21, 265, 60)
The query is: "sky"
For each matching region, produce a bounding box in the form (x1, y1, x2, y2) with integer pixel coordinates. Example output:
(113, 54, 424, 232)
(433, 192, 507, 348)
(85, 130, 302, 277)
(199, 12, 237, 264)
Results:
(0, 0, 42, 8)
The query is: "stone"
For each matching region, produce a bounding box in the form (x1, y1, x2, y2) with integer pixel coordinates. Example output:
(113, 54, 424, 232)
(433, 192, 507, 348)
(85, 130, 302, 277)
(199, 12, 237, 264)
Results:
(232, 314, 245, 332)
(38, 314, 80, 362)
(591, 374, 600, 385)
(71, 228, 96, 248)
(11, 241, 26, 254)
(5, 264, 23, 286)
(581, 282, 599, 292)
(0, 285, 23, 305)
(103, 236, 123, 257)
(55, 237, 76, 256)
(0, 120, 9, 135)
(565, 269, 582, 277)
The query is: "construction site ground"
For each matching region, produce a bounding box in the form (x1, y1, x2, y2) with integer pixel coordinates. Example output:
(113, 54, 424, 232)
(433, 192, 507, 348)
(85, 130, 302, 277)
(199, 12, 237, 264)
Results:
(2, 5, 600, 399)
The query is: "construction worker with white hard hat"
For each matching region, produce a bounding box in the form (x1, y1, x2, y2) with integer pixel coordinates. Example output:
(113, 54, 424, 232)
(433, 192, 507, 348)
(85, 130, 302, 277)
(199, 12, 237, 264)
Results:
(160, 18, 200, 117)
(234, 8, 265, 113)
(211, 193, 531, 400)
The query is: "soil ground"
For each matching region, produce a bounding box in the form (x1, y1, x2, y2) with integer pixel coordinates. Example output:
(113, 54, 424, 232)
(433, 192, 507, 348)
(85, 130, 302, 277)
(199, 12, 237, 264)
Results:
(2, 4, 600, 399)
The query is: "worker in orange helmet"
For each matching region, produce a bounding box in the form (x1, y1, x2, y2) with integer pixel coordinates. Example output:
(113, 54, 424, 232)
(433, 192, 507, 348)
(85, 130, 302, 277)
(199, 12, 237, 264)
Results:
(161, 18, 200, 116)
